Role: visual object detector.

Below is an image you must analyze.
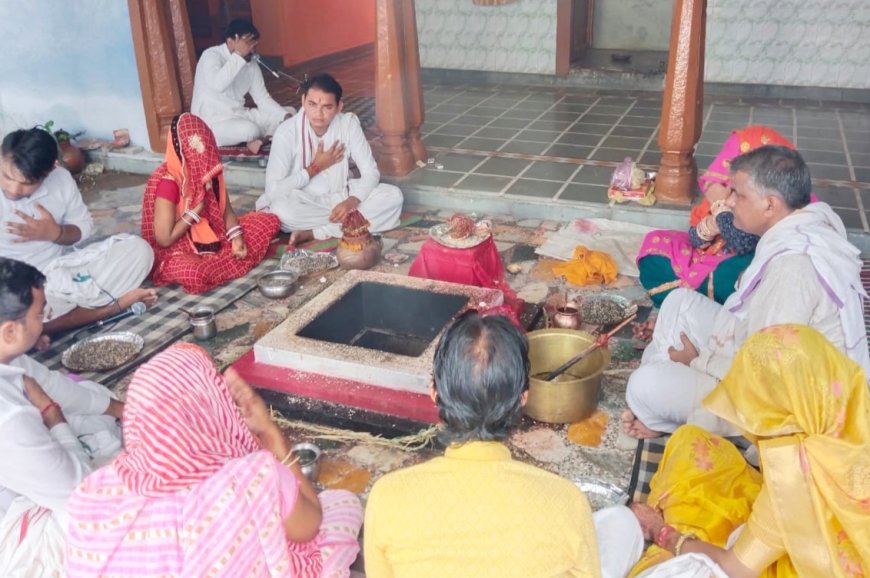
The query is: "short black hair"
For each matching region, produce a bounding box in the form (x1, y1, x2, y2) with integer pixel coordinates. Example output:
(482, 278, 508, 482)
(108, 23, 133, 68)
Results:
(301, 73, 343, 103)
(225, 19, 259, 40)
(433, 311, 530, 445)
(0, 258, 45, 324)
(1, 128, 59, 183)
(730, 145, 812, 210)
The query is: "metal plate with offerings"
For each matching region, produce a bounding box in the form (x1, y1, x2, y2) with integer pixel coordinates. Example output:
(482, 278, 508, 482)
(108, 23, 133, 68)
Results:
(62, 332, 145, 372)
(279, 248, 339, 276)
(580, 294, 638, 326)
(429, 217, 492, 249)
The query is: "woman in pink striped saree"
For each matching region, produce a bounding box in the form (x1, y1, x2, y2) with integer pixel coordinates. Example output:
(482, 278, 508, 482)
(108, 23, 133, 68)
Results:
(64, 343, 363, 577)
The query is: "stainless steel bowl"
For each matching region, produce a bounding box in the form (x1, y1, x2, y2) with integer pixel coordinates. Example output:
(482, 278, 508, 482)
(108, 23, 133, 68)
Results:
(290, 442, 321, 483)
(257, 269, 300, 299)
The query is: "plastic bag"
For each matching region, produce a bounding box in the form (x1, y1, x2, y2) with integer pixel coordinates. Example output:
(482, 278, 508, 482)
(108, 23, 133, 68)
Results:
(608, 157, 656, 206)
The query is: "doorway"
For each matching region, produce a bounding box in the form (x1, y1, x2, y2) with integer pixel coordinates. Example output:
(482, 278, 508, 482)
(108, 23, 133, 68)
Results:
(185, 0, 253, 56)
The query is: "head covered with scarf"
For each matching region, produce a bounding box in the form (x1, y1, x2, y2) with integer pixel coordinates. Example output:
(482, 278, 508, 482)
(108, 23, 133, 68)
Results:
(691, 125, 795, 227)
(147, 113, 229, 254)
(704, 325, 869, 576)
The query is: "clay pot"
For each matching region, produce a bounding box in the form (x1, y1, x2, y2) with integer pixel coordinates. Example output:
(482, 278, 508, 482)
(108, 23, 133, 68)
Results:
(336, 235, 382, 270)
(59, 141, 86, 174)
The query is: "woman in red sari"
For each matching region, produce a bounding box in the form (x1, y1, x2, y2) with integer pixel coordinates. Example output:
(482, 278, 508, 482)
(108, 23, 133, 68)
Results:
(141, 113, 279, 294)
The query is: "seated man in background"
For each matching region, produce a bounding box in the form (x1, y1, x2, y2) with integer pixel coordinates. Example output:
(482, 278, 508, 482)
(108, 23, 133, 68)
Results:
(364, 311, 644, 578)
(0, 128, 155, 337)
(0, 258, 123, 576)
(622, 145, 869, 440)
(259, 73, 403, 244)
(191, 18, 294, 153)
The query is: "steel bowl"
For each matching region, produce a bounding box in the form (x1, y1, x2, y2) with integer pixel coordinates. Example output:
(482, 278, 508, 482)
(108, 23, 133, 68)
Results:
(290, 442, 322, 483)
(257, 269, 300, 299)
(524, 329, 611, 424)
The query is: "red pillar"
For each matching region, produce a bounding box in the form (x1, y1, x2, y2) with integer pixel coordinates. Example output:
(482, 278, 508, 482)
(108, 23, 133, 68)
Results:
(373, 0, 428, 176)
(656, 0, 706, 204)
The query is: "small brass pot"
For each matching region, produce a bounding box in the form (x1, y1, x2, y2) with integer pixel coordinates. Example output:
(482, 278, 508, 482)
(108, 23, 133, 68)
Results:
(524, 329, 610, 424)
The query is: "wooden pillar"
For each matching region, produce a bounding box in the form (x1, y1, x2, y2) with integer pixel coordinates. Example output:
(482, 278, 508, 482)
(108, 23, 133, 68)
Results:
(656, 0, 706, 204)
(374, 0, 428, 176)
(128, 0, 196, 152)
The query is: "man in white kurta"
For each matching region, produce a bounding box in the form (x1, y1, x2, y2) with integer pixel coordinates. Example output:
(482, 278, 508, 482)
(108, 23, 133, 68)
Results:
(258, 73, 403, 242)
(1, 128, 155, 335)
(0, 258, 122, 576)
(191, 19, 293, 150)
(623, 146, 869, 438)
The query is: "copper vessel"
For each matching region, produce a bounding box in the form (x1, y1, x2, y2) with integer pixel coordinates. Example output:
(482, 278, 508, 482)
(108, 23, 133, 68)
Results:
(551, 302, 582, 329)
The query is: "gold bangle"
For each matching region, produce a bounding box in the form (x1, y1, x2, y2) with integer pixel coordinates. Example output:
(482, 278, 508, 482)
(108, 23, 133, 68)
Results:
(674, 532, 697, 557)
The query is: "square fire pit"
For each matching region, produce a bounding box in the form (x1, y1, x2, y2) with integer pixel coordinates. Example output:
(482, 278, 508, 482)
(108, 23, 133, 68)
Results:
(254, 270, 503, 395)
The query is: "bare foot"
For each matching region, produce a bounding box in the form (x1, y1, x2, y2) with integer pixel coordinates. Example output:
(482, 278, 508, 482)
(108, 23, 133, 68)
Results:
(117, 288, 158, 311)
(246, 138, 264, 154)
(288, 229, 314, 246)
(620, 409, 663, 439)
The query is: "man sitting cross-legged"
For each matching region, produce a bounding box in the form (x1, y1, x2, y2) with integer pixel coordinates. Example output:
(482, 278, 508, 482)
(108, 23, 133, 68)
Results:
(0, 128, 156, 338)
(191, 19, 295, 154)
(258, 73, 403, 245)
(622, 145, 869, 440)
(365, 311, 645, 578)
(0, 257, 123, 576)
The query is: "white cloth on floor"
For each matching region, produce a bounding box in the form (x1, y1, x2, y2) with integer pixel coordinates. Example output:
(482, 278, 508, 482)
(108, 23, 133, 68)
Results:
(43, 234, 154, 320)
(626, 203, 868, 435)
(259, 111, 403, 239)
(536, 218, 657, 277)
(593, 505, 645, 578)
(191, 43, 294, 146)
(0, 355, 121, 577)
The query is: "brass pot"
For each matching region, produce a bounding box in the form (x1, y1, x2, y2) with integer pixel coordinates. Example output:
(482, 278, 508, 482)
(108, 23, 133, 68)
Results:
(524, 329, 610, 424)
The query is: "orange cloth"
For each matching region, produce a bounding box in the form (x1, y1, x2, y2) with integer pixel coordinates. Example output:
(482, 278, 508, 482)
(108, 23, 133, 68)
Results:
(552, 245, 618, 286)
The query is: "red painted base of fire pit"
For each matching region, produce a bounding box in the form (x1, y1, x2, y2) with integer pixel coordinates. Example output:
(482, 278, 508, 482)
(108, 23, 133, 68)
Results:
(232, 350, 440, 424)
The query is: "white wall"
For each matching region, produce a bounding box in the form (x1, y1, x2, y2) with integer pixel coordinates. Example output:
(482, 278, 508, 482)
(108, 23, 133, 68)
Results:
(416, 0, 559, 75)
(0, 2, 150, 146)
(593, 0, 673, 52)
(705, 0, 870, 89)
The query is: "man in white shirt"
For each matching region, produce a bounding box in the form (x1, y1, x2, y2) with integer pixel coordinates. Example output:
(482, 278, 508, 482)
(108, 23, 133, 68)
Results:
(0, 258, 122, 574)
(0, 128, 156, 336)
(191, 19, 294, 153)
(622, 145, 868, 439)
(259, 73, 403, 245)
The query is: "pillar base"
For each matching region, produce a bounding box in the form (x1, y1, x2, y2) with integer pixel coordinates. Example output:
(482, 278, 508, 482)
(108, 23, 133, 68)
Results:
(373, 133, 418, 176)
(656, 153, 697, 205)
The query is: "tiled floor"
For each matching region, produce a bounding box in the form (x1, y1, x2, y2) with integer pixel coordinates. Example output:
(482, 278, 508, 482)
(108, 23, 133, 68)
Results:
(265, 53, 870, 233)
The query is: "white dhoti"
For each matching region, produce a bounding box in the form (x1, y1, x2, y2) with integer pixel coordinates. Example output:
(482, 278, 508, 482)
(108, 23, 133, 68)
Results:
(267, 183, 403, 239)
(206, 106, 295, 147)
(594, 505, 645, 578)
(43, 234, 154, 321)
(626, 289, 738, 437)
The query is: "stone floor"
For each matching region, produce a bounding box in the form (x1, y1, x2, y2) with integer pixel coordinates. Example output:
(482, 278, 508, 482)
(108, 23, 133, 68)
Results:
(80, 171, 645, 502)
(267, 51, 870, 234)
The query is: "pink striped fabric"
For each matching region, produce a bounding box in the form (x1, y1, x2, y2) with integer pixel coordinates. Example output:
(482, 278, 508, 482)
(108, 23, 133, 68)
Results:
(64, 344, 363, 577)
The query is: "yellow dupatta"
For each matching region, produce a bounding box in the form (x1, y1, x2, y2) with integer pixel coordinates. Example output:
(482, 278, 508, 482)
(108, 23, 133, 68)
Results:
(704, 325, 870, 577)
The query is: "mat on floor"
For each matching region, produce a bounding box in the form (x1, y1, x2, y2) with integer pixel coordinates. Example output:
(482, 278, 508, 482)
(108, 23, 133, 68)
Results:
(32, 258, 279, 385)
(626, 435, 669, 504)
(218, 143, 270, 163)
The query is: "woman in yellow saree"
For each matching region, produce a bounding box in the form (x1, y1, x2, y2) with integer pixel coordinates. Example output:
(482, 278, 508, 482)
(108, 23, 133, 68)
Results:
(629, 324, 869, 577)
